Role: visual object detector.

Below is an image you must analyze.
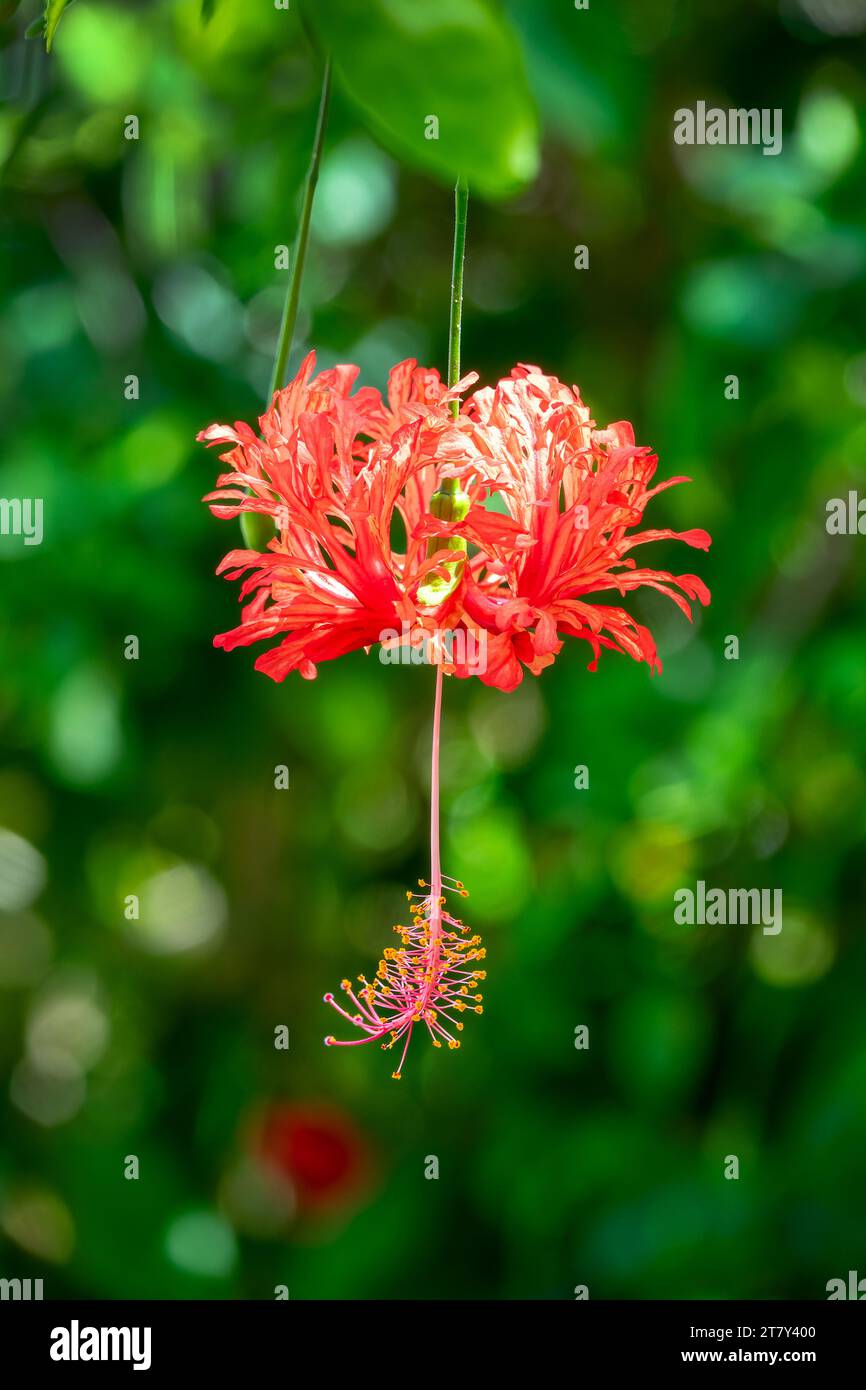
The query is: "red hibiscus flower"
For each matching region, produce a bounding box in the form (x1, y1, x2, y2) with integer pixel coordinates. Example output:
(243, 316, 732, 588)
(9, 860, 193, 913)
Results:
(448, 365, 711, 691)
(199, 352, 518, 681)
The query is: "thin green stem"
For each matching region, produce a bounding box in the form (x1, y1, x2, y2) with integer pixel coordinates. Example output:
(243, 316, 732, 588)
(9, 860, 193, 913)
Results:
(443, 176, 469, 495)
(420, 177, 470, 573)
(240, 56, 331, 550)
(447, 176, 469, 399)
(268, 55, 332, 401)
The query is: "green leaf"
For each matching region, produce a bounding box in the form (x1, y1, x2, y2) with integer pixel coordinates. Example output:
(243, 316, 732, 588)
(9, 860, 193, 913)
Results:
(302, 0, 539, 201)
(201, 0, 218, 23)
(30, 0, 75, 52)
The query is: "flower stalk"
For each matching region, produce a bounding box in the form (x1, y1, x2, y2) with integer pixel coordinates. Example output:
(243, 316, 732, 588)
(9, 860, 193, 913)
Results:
(318, 180, 488, 1078)
(447, 177, 469, 413)
(425, 662, 445, 986)
(241, 54, 331, 552)
(269, 54, 332, 401)
(422, 176, 471, 598)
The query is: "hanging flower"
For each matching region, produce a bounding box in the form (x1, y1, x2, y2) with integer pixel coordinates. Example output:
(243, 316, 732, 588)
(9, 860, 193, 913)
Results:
(200, 357, 710, 1081)
(446, 365, 712, 691)
(199, 352, 521, 682)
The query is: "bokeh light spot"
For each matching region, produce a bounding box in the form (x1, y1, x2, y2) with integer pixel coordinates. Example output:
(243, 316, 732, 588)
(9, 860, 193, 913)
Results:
(749, 911, 835, 987)
(165, 1210, 238, 1279)
(129, 862, 228, 956)
(312, 138, 396, 246)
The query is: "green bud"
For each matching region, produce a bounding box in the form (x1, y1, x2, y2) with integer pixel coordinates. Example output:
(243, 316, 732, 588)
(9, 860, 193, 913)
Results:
(418, 486, 471, 607)
(429, 487, 471, 524)
(241, 509, 277, 552)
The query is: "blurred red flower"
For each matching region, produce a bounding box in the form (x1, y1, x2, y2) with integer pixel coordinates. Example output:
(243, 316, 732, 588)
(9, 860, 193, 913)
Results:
(257, 1102, 371, 1212)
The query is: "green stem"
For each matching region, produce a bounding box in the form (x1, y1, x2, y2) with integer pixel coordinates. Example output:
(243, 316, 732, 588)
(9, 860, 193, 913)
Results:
(419, 178, 470, 591)
(447, 175, 468, 399)
(241, 56, 330, 550)
(442, 176, 469, 494)
(268, 55, 332, 401)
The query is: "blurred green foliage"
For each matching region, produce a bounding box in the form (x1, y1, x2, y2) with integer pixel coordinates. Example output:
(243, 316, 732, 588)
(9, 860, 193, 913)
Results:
(0, 0, 865, 1300)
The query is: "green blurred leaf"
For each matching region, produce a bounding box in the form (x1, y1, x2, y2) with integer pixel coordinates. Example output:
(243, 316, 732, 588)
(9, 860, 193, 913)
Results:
(302, 0, 539, 200)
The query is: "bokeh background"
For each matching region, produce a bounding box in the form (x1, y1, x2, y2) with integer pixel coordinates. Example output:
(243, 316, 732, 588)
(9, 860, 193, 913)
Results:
(1, 0, 865, 1300)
